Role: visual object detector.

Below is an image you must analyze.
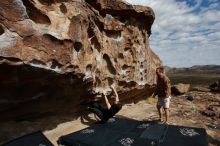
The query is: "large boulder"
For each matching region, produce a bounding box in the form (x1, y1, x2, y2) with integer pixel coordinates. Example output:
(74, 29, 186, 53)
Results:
(209, 80, 220, 92)
(0, 0, 160, 121)
(171, 83, 190, 95)
(190, 86, 210, 92)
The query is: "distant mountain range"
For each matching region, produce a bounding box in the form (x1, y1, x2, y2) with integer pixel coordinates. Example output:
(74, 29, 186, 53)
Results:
(165, 65, 220, 73)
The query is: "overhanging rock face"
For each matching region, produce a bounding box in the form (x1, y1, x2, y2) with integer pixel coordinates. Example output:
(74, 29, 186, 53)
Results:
(0, 0, 160, 119)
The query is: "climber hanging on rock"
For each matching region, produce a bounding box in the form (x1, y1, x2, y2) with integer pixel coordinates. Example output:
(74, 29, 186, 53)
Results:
(87, 86, 122, 123)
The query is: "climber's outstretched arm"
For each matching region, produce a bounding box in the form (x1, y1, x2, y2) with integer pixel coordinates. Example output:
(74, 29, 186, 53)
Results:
(103, 94, 111, 109)
(111, 86, 119, 104)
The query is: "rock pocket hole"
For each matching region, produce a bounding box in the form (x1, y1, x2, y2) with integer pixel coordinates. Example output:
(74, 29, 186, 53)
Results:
(43, 34, 64, 45)
(86, 64, 92, 72)
(105, 30, 121, 39)
(74, 42, 83, 52)
(0, 25, 4, 35)
(66, 65, 75, 69)
(0, 57, 22, 63)
(118, 53, 124, 59)
(124, 47, 131, 56)
(103, 54, 116, 75)
(94, 18, 104, 32)
(124, 47, 130, 52)
(22, 0, 51, 25)
(94, 77, 101, 85)
(30, 59, 46, 65)
(51, 60, 63, 69)
(122, 64, 130, 70)
(38, 0, 55, 6)
(107, 77, 114, 86)
(87, 24, 95, 38)
(60, 3, 67, 14)
(91, 36, 101, 52)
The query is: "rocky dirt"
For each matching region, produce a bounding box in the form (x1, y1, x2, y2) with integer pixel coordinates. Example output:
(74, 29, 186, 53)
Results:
(0, 90, 219, 146)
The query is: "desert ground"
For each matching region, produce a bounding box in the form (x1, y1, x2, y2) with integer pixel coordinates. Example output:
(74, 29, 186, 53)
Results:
(44, 90, 220, 146)
(0, 73, 219, 146)
(0, 90, 219, 146)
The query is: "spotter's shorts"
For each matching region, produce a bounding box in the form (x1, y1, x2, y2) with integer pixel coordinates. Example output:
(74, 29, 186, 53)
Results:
(157, 96, 171, 108)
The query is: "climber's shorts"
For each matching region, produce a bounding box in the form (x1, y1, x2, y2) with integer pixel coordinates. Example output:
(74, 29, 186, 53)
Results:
(157, 96, 171, 109)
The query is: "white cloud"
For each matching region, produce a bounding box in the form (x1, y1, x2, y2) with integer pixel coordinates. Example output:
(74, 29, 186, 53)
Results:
(126, 0, 220, 67)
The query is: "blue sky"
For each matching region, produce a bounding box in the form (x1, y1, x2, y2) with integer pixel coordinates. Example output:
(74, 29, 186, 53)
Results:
(125, 0, 220, 67)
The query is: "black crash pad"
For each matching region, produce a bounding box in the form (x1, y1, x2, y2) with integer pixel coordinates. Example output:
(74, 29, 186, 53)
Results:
(162, 125, 208, 146)
(1, 131, 54, 146)
(58, 117, 208, 146)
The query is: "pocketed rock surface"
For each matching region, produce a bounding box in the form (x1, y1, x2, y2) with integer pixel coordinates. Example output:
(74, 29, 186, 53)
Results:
(0, 0, 159, 121)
